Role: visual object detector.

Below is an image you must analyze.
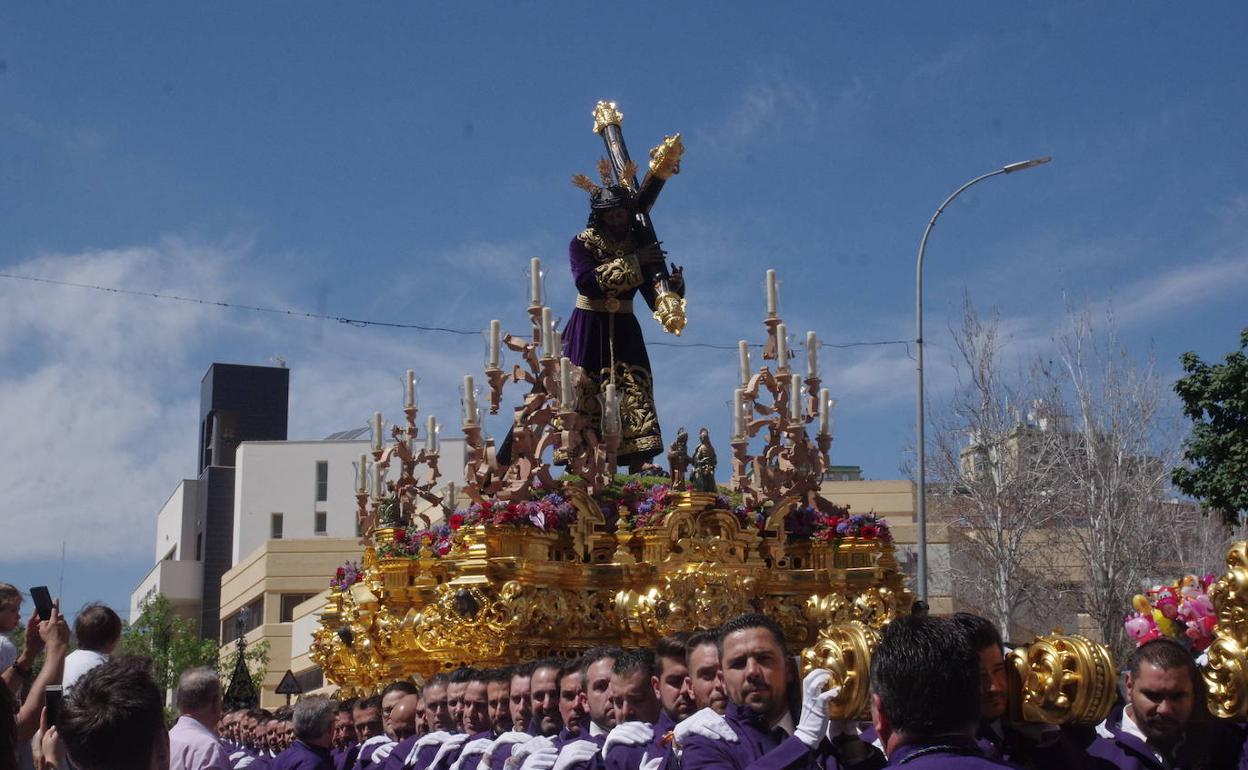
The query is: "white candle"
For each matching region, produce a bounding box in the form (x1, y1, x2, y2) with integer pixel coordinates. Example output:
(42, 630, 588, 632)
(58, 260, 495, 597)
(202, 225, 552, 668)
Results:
(603, 383, 620, 435)
(356, 453, 368, 493)
(463, 375, 477, 425)
(819, 388, 832, 435)
(738, 340, 750, 387)
(552, 328, 563, 359)
(806, 331, 818, 378)
(530, 257, 542, 306)
(373, 460, 385, 499)
(488, 320, 501, 368)
(560, 357, 574, 408)
(789, 375, 802, 422)
(766, 269, 778, 316)
(426, 415, 438, 452)
(405, 370, 416, 408)
(776, 323, 788, 369)
(372, 412, 383, 450)
(541, 307, 553, 357)
(733, 388, 745, 439)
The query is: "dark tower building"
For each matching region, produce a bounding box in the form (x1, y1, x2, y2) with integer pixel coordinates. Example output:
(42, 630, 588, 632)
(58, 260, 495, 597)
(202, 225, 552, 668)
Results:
(197, 363, 289, 640)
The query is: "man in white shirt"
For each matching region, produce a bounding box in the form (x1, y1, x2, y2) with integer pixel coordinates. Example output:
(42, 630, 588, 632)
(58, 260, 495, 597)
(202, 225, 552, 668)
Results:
(170, 667, 233, 770)
(63, 602, 122, 692)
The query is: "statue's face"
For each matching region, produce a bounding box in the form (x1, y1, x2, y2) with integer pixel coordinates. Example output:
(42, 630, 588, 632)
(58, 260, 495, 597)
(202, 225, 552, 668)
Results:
(700, 429, 710, 442)
(600, 207, 632, 236)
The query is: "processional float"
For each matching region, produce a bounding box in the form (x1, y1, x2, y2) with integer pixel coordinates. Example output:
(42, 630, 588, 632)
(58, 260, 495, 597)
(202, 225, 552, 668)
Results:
(307, 100, 1184, 728)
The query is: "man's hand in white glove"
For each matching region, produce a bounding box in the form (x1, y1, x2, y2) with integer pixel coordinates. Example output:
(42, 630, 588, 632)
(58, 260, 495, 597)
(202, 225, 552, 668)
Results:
(673, 708, 738, 746)
(507, 736, 556, 769)
(431, 734, 470, 769)
(483, 732, 531, 765)
(518, 746, 559, 770)
(408, 732, 452, 767)
(451, 738, 495, 770)
(551, 740, 599, 770)
(603, 721, 654, 756)
(793, 669, 840, 749)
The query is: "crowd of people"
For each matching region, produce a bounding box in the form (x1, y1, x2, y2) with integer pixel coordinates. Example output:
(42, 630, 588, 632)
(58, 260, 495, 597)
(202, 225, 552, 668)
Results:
(3, 578, 1239, 770)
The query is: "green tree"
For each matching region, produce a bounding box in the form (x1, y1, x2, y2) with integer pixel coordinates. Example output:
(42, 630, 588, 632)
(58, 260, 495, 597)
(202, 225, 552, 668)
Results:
(122, 594, 219, 697)
(1173, 328, 1248, 525)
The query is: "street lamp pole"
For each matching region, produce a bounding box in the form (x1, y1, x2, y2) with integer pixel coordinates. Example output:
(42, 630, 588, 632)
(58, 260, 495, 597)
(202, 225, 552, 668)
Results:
(914, 156, 1051, 603)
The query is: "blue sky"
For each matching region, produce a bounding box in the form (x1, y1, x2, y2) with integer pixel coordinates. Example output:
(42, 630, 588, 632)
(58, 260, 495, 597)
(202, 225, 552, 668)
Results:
(3, 3, 1246, 620)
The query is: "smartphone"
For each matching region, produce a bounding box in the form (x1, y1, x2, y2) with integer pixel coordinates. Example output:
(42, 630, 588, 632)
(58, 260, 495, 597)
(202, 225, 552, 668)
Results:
(30, 586, 53, 621)
(45, 685, 63, 727)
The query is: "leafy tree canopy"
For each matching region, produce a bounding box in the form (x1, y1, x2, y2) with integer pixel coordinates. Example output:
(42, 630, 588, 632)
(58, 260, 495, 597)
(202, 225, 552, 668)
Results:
(1173, 328, 1248, 525)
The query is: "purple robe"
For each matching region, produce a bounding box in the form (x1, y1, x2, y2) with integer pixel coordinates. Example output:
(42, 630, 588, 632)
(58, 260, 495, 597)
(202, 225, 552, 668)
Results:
(563, 229, 671, 465)
(884, 736, 1017, 770)
(432, 731, 493, 770)
(1079, 708, 1245, 770)
(271, 741, 335, 770)
(680, 703, 814, 770)
(354, 737, 396, 770)
(334, 744, 360, 770)
(380, 737, 418, 770)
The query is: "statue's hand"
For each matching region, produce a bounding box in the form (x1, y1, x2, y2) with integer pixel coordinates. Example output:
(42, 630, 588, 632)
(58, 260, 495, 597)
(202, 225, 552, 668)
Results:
(637, 242, 666, 266)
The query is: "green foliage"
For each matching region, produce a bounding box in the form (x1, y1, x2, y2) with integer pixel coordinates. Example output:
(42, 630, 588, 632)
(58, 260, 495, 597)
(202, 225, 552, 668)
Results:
(1173, 328, 1248, 525)
(220, 638, 270, 696)
(121, 594, 219, 695)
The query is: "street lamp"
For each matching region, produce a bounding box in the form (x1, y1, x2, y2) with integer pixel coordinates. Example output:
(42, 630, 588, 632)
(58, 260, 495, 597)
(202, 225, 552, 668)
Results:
(914, 156, 1051, 603)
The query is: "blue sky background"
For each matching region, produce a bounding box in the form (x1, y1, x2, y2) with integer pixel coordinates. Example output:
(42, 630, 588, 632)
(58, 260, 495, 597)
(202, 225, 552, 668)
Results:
(2, 3, 1246, 620)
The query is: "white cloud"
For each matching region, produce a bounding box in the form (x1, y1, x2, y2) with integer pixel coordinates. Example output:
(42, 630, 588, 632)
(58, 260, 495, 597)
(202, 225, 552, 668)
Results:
(703, 65, 818, 149)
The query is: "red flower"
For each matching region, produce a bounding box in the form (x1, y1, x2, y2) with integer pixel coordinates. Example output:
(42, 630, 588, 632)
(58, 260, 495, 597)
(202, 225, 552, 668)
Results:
(394, 528, 407, 541)
(861, 524, 877, 539)
(449, 513, 465, 530)
(335, 567, 345, 579)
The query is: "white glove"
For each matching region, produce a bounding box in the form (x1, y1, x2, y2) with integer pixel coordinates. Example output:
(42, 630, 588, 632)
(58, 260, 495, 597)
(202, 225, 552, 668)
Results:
(551, 740, 599, 770)
(407, 732, 450, 766)
(507, 736, 556, 769)
(673, 708, 738, 745)
(794, 669, 839, 749)
(482, 732, 531, 766)
(518, 746, 559, 770)
(603, 721, 654, 756)
(451, 738, 496, 770)
(431, 734, 470, 769)
(639, 756, 663, 770)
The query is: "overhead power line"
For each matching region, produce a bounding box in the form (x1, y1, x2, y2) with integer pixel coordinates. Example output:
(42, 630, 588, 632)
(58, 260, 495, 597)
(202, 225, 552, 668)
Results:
(0, 270, 912, 354)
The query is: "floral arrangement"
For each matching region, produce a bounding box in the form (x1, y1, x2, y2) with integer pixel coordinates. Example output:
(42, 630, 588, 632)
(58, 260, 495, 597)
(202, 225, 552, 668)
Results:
(331, 561, 364, 591)
(1124, 574, 1217, 652)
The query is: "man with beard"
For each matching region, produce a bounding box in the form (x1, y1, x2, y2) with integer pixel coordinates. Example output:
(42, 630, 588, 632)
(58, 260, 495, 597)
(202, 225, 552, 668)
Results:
(679, 614, 840, 770)
(406, 674, 455, 770)
(488, 668, 514, 734)
(602, 649, 664, 770)
(352, 696, 394, 770)
(684, 631, 727, 716)
(440, 671, 495, 770)
(546, 648, 623, 770)
(1083, 638, 1229, 770)
(486, 663, 538, 770)
(333, 699, 360, 770)
(506, 658, 565, 770)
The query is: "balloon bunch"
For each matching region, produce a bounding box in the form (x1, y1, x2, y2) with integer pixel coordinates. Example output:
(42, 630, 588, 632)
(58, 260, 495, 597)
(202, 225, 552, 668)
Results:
(1125, 574, 1217, 651)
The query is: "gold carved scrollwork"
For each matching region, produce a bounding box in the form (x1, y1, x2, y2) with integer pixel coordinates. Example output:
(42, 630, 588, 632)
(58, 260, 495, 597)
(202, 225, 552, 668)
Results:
(592, 101, 623, 134)
(1204, 541, 1248, 718)
(648, 134, 684, 180)
(806, 586, 901, 630)
(617, 565, 756, 639)
(1006, 634, 1116, 725)
(412, 582, 523, 664)
(593, 254, 644, 294)
(800, 621, 880, 720)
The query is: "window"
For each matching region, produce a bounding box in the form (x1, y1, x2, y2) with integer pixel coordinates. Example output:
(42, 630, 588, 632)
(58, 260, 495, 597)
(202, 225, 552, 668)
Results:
(315, 461, 328, 502)
(195, 532, 202, 560)
(221, 596, 264, 639)
(279, 593, 316, 622)
(314, 511, 327, 535)
(271, 512, 284, 539)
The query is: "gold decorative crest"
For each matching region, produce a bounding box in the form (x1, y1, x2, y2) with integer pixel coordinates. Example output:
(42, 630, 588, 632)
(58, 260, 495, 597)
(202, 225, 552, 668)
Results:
(1006, 633, 1117, 725)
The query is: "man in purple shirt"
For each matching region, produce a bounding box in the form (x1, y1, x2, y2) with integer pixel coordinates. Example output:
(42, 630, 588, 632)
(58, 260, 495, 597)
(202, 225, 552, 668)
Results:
(868, 615, 1013, 769)
(439, 671, 495, 770)
(168, 667, 231, 770)
(679, 613, 841, 770)
(487, 667, 515, 734)
(504, 658, 566, 770)
(332, 699, 360, 770)
(485, 662, 537, 770)
(684, 630, 727, 717)
(273, 696, 336, 770)
(379, 694, 421, 770)
(407, 673, 457, 770)
(1081, 638, 1244, 770)
(352, 695, 394, 770)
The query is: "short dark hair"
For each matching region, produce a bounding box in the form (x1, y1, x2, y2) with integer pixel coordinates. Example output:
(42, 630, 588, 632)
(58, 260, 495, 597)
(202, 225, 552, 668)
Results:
(425, 673, 450, 689)
(449, 666, 478, 684)
(532, 657, 563, 677)
(1128, 638, 1200, 689)
(483, 666, 513, 684)
(950, 612, 1003, 653)
(613, 648, 657, 679)
(686, 629, 719, 657)
(337, 697, 358, 714)
(559, 656, 585, 682)
(74, 603, 123, 651)
(717, 613, 786, 653)
(273, 706, 293, 721)
(59, 657, 166, 770)
(512, 660, 538, 678)
(355, 695, 382, 712)
(248, 708, 273, 722)
(579, 646, 623, 685)
(382, 680, 419, 698)
(656, 632, 691, 676)
(870, 615, 979, 737)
